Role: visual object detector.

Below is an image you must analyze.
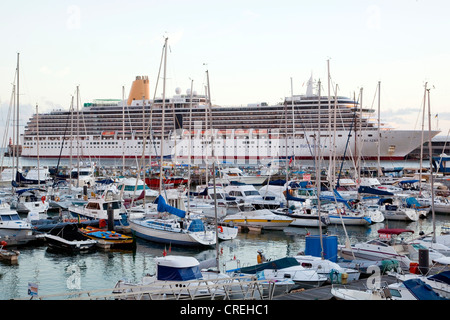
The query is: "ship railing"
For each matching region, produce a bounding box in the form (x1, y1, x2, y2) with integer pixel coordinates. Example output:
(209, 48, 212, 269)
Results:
(16, 275, 276, 300)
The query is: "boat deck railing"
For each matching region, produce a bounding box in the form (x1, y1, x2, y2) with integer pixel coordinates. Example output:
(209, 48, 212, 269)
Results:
(16, 275, 276, 300)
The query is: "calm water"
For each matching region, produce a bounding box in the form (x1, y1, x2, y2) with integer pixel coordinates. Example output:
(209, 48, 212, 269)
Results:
(1, 213, 448, 300)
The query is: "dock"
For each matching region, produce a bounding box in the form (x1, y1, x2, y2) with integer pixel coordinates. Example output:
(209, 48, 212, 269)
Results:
(273, 275, 399, 300)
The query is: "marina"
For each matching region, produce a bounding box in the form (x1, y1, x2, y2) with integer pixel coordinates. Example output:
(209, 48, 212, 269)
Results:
(0, 193, 448, 300)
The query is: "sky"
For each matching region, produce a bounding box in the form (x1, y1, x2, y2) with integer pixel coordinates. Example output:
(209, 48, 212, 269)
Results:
(1, 0, 449, 142)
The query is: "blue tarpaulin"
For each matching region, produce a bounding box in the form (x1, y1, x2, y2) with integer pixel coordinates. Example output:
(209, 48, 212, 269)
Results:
(405, 197, 422, 208)
(157, 264, 202, 281)
(403, 278, 448, 300)
(187, 219, 206, 232)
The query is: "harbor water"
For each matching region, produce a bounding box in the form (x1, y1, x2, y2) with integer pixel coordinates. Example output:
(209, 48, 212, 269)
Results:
(1, 213, 448, 300)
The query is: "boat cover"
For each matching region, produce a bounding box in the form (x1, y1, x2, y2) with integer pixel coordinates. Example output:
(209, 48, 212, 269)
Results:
(286, 191, 305, 202)
(377, 228, 414, 235)
(358, 186, 394, 196)
(155, 195, 186, 218)
(403, 278, 448, 300)
(428, 271, 450, 285)
(405, 197, 423, 208)
(157, 263, 202, 281)
(268, 179, 285, 186)
(236, 257, 300, 274)
(187, 219, 206, 232)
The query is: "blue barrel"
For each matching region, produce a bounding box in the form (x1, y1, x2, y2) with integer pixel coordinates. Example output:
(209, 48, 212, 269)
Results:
(304, 235, 338, 262)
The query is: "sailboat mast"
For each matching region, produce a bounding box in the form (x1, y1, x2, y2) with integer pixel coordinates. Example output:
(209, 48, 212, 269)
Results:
(206, 69, 220, 271)
(69, 95, 74, 193)
(419, 83, 427, 196)
(316, 80, 324, 258)
(36, 104, 40, 188)
(76, 86, 80, 188)
(16, 53, 20, 176)
(122, 86, 125, 172)
(377, 81, 382, 176)
(291, 77, 295, 167)
(327, 60, 332, 185)
(159, 37, 168, 195)
(187, 79, 194, 211)
(427, 87, 436, 243)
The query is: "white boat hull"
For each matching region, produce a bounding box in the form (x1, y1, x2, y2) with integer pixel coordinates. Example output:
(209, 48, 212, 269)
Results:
(328, 215, 372, 226)
(222, 210, 293, 230)
(129, 219, 216, 247)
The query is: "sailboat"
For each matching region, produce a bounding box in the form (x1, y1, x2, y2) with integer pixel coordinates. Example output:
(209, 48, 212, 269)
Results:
(130, 194, 215, 247)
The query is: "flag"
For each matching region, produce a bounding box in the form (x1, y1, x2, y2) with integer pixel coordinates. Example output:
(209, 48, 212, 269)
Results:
(289, 156, 293, 166)
(163, 246, 167, 257)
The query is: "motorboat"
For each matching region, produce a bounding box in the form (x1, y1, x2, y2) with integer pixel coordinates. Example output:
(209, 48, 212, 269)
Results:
(272, 205, 330, 228)
(215, 222, 238, 241)
(0, 202, 33, 244)
(225, 184, 281, 210)
(187, 186, 234, 218)
(129, 195, 216, 247)
(68, 186, 129, 231)
(417, 194, 450, 214)
(217, 167, 268, 185)
(221, 204, 293, 230)
(338, 228, 416, 270)
(376, 197, 420, 221)
(230, 257, 327, 289)
(70, 165, 96, 188)
(294, 254, 361, 284)
(11, 187, 49, 215)
(331, 278, 448, 300)
(336, 258, 401, 277)
(185, 198, 227, 220)
(393, 271, 450, 299)
(44, 224, 97, 253)
(338, 228, 450, 271)
(117, 177, 159, 199)
(114, 255, 230, 299)
(408, 233, 450, 257)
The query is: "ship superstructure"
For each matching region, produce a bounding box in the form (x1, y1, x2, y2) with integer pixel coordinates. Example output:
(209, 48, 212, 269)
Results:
(21, 76, 439, 164)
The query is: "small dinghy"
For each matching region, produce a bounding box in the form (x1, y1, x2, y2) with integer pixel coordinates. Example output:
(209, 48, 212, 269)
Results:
(0, 241, 19, 264)
(44, 224, 97, 253)
(79, 226, 135, 249)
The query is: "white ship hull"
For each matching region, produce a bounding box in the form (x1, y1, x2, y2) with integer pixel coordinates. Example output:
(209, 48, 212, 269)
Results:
(21, 128, 438, 162)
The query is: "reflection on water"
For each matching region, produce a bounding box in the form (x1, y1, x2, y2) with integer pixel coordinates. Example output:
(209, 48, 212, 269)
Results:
(0, 214, 448, 300)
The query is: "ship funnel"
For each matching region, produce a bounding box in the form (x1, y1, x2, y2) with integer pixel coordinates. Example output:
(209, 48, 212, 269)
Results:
(127, 76, 150, 105)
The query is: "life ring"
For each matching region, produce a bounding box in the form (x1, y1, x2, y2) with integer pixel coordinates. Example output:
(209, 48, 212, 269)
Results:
(55, 196, 60, 202)
(218, 226, 223, 233)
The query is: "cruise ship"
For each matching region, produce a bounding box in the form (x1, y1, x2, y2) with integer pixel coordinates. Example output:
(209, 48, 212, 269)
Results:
(20, 76, 439, 164)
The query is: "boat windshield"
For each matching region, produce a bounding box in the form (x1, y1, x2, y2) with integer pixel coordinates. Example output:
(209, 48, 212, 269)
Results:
(102, 202, 121, 210)
(0, 214, 21, 221)
(244, 190, 260, 196)
(367, 239, 389, 247)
